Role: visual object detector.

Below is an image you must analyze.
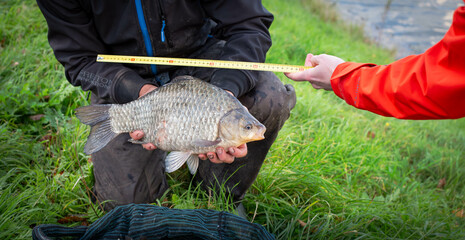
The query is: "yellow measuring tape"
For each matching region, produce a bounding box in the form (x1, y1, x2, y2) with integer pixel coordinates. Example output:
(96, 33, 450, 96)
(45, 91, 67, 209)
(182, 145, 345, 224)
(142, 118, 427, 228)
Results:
(97, 54, 311, 73)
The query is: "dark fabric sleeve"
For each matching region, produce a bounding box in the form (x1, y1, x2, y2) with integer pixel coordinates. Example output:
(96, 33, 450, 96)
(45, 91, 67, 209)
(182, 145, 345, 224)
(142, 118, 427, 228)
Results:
(202, 0, 274, 97)
(36, 0, 152, 103)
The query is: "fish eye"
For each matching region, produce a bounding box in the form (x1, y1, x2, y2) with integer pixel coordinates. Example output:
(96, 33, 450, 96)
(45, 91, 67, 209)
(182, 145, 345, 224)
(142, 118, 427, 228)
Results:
(245, 124, 253, 130)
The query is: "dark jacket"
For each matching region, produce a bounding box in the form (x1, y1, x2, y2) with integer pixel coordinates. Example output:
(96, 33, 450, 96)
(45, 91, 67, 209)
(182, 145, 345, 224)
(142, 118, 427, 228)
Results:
(36, 0, 274, 104)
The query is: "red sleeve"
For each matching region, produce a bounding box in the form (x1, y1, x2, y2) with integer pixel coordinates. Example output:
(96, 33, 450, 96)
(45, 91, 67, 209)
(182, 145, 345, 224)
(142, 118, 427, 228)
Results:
(330, 5, 465, 120)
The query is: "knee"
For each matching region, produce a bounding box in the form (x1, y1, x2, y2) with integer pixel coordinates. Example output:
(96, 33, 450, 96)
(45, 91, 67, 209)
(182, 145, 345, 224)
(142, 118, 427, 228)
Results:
(240, 72, 296, 129)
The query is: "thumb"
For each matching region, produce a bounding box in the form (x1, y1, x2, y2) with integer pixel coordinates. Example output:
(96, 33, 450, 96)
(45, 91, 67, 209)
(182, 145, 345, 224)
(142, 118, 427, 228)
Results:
(285, 68, 315, 81)
(284, 53, 316, 81)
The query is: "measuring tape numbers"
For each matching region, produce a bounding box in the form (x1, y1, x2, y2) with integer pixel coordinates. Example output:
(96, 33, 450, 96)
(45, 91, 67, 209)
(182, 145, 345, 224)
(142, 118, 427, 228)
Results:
(96, 54, 311, 73)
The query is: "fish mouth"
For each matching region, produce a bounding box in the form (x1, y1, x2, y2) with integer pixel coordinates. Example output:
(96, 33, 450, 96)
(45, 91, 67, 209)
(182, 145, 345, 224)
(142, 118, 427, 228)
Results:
(251, 124, 266, 141)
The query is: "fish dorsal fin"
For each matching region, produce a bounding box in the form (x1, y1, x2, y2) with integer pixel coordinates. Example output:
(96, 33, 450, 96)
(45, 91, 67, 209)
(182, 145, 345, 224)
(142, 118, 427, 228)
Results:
(170, 75, 195, 84)
(165, 151, 192, 173)
(186, 154, 199, 175)
(193, 138, 221, 147)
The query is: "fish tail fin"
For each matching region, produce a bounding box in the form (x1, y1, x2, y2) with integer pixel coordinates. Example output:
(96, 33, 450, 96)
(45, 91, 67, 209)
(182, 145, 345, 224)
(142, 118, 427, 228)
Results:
(75, 105, 118, 155)
(75, 105, 111, 126)
(165, 152, 199, 174)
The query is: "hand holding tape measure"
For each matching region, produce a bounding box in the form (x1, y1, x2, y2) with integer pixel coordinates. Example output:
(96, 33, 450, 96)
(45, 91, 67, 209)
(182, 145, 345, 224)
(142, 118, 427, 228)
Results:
(96, 54, 311, 73)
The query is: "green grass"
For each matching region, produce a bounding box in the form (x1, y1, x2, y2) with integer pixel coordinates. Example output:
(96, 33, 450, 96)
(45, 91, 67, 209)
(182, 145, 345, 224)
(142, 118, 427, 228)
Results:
(1, 0, 465, 239)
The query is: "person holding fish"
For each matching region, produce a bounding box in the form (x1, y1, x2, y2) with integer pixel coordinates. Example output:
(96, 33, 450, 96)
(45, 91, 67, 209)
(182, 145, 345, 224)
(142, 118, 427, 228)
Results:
(37, 0, 297, 212)
(286, 2, 465, 120)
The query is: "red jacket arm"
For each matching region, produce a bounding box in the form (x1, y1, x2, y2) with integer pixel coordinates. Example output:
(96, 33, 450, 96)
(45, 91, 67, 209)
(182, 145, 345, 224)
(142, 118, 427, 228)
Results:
(330, 5, 465, 120)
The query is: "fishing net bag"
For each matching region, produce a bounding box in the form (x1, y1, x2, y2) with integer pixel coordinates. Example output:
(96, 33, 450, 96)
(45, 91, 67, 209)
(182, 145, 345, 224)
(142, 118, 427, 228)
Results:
(32, 203, 274, 240)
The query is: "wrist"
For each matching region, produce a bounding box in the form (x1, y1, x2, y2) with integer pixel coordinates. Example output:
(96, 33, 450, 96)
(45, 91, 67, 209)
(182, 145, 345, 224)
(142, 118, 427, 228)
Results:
(113, 70, 153, 103)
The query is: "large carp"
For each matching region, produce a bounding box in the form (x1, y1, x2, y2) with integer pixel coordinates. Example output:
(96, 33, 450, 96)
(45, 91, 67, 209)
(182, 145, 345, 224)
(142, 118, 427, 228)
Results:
(75, 76, 266, 174)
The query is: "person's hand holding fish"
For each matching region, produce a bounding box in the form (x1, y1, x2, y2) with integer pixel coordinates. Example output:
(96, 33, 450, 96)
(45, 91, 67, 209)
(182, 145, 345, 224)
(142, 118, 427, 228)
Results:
(198, 144, 247, 164)
(131, 130, 247, 164)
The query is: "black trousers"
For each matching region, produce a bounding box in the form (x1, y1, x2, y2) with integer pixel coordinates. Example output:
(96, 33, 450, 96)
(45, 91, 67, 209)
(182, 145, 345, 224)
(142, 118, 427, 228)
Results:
(91, 40, 296, 210)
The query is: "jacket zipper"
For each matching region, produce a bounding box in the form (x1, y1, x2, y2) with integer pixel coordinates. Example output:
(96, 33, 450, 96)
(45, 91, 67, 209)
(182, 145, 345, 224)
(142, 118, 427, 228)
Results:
(157, 0, 172, 47)
(134, 0, 157, 75)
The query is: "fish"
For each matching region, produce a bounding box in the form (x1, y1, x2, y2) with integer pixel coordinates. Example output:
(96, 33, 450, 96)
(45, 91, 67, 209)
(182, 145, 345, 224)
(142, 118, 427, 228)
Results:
(75, 75, 266, 174)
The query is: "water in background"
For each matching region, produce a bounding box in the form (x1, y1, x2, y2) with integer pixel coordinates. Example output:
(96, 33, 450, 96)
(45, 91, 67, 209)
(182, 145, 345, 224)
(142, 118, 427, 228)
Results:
(328, 0, 463, 59)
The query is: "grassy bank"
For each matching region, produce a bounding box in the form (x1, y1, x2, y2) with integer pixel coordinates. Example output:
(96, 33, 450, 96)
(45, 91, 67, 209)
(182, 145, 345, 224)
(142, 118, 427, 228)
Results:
(1, 0, 464, 239)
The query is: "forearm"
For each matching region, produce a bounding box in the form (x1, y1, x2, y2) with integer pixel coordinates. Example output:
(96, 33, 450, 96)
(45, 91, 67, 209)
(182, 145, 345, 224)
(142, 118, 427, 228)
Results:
(204, 0, 273, 97)
(37, 0, 152, 103)
(331, 57, 465, 119)
(73, 61, 152, 103)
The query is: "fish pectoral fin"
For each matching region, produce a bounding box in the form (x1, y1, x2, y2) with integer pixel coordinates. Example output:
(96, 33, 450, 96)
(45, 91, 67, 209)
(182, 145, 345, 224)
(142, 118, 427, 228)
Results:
(186, 154, 200, 175)
(193, 138, 221, 147)
(165, 151, 192, 173)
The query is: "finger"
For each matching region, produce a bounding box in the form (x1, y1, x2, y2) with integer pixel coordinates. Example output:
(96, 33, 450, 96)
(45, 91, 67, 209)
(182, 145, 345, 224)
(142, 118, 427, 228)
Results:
(216, 147, 235, 164)
(142, 143, 157, 151)
(139, 84, 157, 98)
(304, 53, 314, 66)
(310, 82, 323, 89)
(207, 152, 223, 164)
(198, 153, 208, 161)
(228, 144, 247, 158)
(225, 90, 235, 97)
(129, 130, 144, 140)
(310, 54, 321, 67)
(285, 53, 316, 81)
(285, 69, 313, 81)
